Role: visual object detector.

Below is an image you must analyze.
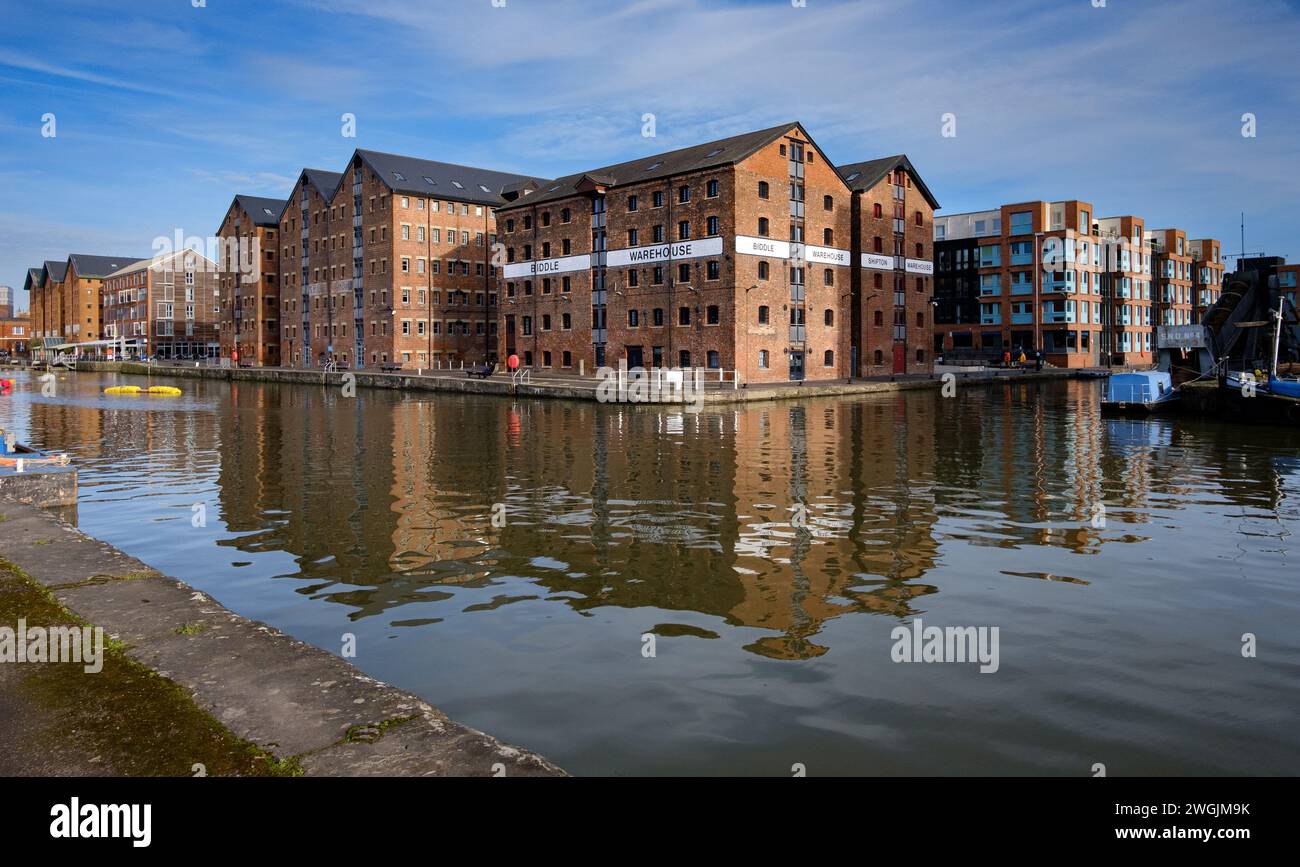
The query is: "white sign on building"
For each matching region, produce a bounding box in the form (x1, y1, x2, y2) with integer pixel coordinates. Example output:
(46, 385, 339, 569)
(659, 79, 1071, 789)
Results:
(606, 236, 724, 268)
(861, 253, 894, 271)
(905, 258, 934, 275)
(502, 253, 592, 280)
(803, 244, 852, 267)
(735, 235, 791, 259)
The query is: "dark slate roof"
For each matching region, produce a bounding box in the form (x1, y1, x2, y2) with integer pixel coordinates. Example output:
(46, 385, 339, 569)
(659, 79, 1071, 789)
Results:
(354, 149, 544, 207)
(24, 267, 44, 292)
(498, 122, 803, 212)
(837, 154, 941, 210)
(68, 254, 143, 279)
(302, 168, 342, 200)
(234, 195, 288, 226)
(42, 260, 68, 283)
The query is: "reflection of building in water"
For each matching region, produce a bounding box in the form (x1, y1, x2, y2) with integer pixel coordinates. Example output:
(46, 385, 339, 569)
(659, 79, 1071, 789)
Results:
(387, 397, 526, 579)
(726, 396, 942, 659)
(214, 383, 405, 617)
(477, 395, 942, 660)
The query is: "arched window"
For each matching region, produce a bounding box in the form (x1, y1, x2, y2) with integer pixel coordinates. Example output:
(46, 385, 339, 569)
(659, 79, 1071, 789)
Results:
(757, 305, 770, 324)
(824, 309, 834, 326)
(873, 349, 883, 364)
(758, 181, 769, 199)
(824, 349, 834, 367)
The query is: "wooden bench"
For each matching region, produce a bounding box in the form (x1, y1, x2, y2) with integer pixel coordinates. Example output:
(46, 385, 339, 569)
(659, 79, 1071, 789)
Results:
(466, 362, 496, 379)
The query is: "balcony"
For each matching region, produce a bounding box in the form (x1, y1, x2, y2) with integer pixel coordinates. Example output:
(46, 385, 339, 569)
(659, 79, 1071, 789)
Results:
(1044, 275, 1074, 294)
(1011, 312, 1034, 325)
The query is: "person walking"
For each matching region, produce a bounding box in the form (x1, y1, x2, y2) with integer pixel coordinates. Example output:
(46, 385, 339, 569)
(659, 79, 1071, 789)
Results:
(1034, 348, 1043, 371)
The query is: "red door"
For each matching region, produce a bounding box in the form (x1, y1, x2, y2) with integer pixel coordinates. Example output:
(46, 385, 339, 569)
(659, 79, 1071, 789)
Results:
(892, 343, 906, 374)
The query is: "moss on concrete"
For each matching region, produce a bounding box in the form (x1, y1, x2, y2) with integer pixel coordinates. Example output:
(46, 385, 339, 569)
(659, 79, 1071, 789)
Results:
(0, 557, 299, 776)
(342, 714, 418, 745)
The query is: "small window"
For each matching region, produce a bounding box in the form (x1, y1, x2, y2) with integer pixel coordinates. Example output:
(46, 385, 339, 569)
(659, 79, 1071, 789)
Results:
(823, 195, 833, 211)
(758, 181, 769, 199)
(824, 350, 834, 367)
(824, 309, 833, 326)
(679, 306, 691, 325)
(707, 305, 719, 324)
(757, 305, 769, 325)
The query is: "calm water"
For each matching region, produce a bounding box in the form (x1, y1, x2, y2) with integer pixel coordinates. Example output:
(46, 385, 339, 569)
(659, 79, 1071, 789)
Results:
(3, 369, 1298, 775)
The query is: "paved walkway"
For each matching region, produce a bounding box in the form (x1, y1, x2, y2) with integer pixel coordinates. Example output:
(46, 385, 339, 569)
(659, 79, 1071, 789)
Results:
(0, 501, 563, 777)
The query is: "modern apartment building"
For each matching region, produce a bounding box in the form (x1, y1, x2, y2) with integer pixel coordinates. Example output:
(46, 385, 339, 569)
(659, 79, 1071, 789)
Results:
(1147, 228, 1195, 328)
(101, 250, 221, 359)
(497, 122, 885, 383)
(216, 195, 285, 365)
(934, 201, 1153, 367)
(839, 155, 939, 375)
(1279, 261, 1299, 311)
(279, 151, 537, 369)
(1189, 238, 1225, 321)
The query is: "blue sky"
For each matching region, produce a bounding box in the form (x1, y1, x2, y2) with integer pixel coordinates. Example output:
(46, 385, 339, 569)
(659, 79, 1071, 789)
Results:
(1, 0, 1298, 306)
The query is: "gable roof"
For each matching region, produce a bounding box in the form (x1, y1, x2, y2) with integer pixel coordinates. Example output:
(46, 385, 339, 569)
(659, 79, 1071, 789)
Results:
(498, 122, 805, 212)
(103, 249, 220, 279)
(234, 195, 288, 226)
(300, 168, 343, 200)
(837, 154, 940, 210)
(68, 254, 143, 279)
(353, 149, 544, 207)
(42, 260, 68, 283)
(24, 268, 44, 293)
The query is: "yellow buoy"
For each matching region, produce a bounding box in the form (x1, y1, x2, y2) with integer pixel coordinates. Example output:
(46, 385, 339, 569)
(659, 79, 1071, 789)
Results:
(103, 385, 142, 395)
(146, 386, 182, 396)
